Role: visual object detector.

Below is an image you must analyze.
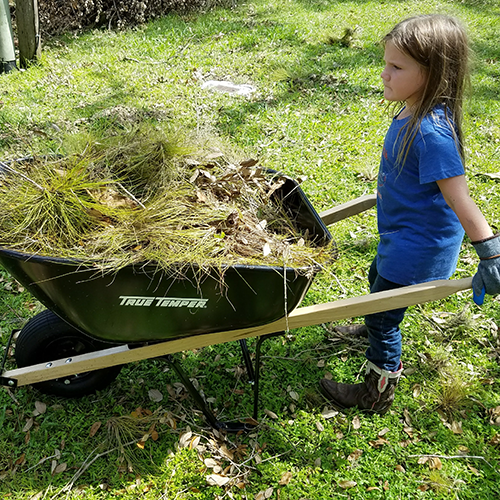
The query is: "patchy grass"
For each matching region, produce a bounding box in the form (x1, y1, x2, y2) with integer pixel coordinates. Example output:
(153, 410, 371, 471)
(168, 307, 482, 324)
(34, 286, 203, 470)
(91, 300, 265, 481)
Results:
(0, 0, 499, 499)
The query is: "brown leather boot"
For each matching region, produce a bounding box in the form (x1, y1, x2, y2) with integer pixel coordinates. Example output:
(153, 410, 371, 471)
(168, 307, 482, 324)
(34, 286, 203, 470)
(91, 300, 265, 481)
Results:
(319, 361, 402, 415)
(333, 324, 369, 338)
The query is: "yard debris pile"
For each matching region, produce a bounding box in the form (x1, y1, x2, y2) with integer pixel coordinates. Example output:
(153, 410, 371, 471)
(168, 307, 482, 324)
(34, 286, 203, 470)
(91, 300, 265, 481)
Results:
(0, 131, 331, 276)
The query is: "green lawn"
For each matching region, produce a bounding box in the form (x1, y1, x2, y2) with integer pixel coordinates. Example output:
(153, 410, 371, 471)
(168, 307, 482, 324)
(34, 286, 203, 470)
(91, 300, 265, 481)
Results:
(1, 0, 499, 498)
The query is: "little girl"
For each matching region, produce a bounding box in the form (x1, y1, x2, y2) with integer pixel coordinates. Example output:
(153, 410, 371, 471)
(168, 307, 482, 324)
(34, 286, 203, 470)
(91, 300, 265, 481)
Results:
(320, 14, 500, 415)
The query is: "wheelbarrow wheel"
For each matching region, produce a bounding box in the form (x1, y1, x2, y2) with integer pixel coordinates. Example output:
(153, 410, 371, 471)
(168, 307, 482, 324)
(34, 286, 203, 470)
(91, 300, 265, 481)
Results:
(15, 309, 123, 398)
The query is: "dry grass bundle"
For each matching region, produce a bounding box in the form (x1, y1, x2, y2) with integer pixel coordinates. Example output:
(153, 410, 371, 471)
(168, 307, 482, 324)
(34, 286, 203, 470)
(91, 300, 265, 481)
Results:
(0, 130, 332, 276)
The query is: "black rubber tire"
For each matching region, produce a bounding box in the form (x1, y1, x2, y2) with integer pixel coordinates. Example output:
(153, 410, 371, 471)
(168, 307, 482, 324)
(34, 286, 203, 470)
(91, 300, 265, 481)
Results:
(15, 309, 123, 398)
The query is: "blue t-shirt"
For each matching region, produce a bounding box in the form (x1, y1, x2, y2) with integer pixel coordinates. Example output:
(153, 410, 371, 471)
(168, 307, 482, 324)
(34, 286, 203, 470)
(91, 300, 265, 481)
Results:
(376, 107, 465, 285)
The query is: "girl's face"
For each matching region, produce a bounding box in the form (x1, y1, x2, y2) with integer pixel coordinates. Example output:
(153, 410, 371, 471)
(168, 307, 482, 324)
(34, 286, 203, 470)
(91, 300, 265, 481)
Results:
(381, 41, 428, 108)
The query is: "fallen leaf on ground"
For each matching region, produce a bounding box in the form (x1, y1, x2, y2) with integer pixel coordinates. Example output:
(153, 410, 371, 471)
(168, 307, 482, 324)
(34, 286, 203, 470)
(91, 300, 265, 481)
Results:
(403, 426, 414, 438)
(428, 457, 443, 470)
(203, 458, 218, 469)
(347, 449, 363, 461)
(352, 416, 361, 430)
(52, 463, 67, 475)
(34, 401, 47, 415)
(179, 429, 192, 448)
(23, 418, 34, 433)
(148, 389, 163, 402)
(369, 437, 389, 448)
(264, 409, 278, 419)
(89, 421, 101, 437)
(279, 471, 292, 485)
(339, 480, 357, 489)
(189, 435, 201, 450)
(451, 420, 463, 434)
(321, 408, 338, 419)
(206, 474, 231, 487)
(255, 487, 273, 500)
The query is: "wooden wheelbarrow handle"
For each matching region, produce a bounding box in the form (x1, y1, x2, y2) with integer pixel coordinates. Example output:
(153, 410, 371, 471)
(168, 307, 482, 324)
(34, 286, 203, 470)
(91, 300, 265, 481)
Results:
(3, 277, 472, 387)
(319, 193, 377, 225)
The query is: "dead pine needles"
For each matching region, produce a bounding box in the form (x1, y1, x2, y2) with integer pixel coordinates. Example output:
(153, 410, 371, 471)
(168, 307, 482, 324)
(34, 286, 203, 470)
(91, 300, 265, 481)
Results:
(0, 129, 333, 280)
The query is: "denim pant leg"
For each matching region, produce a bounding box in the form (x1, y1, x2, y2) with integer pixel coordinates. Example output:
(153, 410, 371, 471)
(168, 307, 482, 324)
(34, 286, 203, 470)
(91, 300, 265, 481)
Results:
(364, 259, 407, 372)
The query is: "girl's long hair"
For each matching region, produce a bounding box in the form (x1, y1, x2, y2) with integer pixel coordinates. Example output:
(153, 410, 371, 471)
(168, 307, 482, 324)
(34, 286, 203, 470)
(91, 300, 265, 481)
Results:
(382, 15, 470, 166)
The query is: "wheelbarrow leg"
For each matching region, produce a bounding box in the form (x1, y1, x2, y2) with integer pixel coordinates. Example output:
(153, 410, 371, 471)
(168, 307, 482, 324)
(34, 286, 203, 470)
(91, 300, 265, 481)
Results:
(163, 354, 223, 430)
(239, 339, 255, 382)
(251, 331, 285, 421)
(164, 354, 257, 433)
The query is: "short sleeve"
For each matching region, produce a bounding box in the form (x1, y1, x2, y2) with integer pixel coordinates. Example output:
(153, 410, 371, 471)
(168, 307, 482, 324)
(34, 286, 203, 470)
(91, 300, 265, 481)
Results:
(415, 118, 465, 184)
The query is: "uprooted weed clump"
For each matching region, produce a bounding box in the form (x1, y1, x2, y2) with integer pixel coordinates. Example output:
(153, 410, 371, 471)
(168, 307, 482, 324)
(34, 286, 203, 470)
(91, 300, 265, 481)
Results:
(0, 129, 331, 276)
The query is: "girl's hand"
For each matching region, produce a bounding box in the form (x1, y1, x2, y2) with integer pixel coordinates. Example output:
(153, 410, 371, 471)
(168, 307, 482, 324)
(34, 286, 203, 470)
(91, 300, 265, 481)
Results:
(472, 234, 500, 305)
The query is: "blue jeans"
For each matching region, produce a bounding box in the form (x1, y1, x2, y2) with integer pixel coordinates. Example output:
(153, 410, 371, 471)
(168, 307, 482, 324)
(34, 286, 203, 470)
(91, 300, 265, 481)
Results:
(364, 258, 407, 372)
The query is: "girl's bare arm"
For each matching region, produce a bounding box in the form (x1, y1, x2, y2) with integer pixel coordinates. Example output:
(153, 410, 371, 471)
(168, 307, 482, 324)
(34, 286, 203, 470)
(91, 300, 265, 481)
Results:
(437, 175, 493, 242)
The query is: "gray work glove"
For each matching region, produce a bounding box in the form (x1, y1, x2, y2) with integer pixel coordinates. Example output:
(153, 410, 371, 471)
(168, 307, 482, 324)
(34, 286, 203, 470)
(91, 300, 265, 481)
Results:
(472, 233, 500, 305)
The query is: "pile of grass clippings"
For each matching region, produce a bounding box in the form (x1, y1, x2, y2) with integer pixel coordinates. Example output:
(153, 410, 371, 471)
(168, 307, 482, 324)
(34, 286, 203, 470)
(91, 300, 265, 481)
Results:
(0, 129, 331, 277)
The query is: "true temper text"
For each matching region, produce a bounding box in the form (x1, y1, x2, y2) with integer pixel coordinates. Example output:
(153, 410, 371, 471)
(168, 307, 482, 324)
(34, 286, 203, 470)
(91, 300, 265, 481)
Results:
(119, 296, 208, 308)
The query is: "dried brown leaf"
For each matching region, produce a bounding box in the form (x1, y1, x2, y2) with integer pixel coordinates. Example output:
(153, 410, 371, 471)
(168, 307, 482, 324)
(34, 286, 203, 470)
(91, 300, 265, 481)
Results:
(339, 480, 357, 489)
(403, 426, 414, 438)
(206, 474, 231, 487)
(148, 389, 163, 402)
(264, 409, 278, 419)
(352, 416, 361, 430)
(52, 463, 67, 475)
(428, 457, 443, 470)
(403, 408, 412, 426)
(278, 471, 292, 486)
(34, 401, 47, 415)
(204, 458, 218, 469)
(23, 418, 34, 433)
(347, 449, 363, 461)
(179, 429, 192, 448)
(321, 408, 338, 419)
(89, 421, 101, 437)
(369, 437, 389, 448)
(189, 436, 201, 450)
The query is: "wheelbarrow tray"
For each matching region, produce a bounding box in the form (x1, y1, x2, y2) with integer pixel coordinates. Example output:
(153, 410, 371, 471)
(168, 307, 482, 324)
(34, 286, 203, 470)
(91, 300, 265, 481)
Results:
(0, 248, 318, 343)
(0, 173, 332, 344)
